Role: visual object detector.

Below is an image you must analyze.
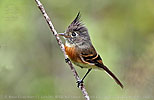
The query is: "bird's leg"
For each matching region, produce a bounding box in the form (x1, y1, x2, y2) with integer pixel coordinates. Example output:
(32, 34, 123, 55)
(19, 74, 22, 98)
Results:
(77, 68, 92, 88)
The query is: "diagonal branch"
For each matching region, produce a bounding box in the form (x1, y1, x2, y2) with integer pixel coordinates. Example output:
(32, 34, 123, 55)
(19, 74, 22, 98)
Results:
(34, 0, 90, 100)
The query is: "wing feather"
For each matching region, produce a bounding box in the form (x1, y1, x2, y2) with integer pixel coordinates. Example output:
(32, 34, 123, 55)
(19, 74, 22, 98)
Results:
(79, 48, 124, 88)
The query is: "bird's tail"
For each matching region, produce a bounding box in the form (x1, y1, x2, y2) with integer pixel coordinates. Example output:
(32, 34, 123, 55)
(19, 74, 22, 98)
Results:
(97, 63, 124, 88)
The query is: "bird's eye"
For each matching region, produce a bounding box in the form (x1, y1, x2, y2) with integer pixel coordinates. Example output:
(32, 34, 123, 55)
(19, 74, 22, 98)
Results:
(71, 32, 77, 37)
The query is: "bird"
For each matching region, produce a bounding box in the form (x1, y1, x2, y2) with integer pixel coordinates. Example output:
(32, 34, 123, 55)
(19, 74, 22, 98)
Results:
(58, 12, 123, 88)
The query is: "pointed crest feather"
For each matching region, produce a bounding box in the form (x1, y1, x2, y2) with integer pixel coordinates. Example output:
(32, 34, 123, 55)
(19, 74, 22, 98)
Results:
(67, 12, 87, 32)
(72, 12, 81, 24)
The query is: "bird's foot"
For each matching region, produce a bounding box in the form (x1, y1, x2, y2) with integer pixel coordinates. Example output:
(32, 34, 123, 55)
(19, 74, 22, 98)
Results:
(76, 80, 84, 88)
(65, 58, 70, 63)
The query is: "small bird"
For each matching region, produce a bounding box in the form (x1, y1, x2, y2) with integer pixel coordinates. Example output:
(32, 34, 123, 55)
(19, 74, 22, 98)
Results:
(59, 12, 123, 88)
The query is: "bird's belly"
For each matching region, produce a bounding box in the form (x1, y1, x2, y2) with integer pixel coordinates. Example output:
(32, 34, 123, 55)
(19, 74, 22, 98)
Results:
(72, 61, 97, 69)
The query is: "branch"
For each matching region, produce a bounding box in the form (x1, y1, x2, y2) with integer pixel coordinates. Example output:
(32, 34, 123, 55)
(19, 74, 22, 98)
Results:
(34, 0, 90, 100)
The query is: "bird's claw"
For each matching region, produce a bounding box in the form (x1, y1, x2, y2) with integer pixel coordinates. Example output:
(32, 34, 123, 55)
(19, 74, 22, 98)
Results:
(76, 80, 83, 88)
(65, 58, 70, 63)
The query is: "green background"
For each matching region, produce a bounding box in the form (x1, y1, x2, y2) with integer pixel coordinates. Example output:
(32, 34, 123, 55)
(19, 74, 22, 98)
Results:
(0, 0, 154, 100)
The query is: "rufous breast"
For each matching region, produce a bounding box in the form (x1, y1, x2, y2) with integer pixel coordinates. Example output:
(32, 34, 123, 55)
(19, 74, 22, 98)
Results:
(64, 43, 83, 63)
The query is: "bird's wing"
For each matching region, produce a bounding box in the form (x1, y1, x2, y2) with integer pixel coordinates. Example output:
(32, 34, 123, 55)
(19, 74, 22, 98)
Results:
(79, 47, 124, 88)
(80, 52, 102, 65)
(79, 45, 103, 65)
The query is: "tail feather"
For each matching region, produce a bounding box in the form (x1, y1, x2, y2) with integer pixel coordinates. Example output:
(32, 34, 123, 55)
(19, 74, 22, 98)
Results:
(97, 63, 124, 88)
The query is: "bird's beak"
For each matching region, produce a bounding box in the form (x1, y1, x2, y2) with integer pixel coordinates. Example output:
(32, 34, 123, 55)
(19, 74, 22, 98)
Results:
(58, 33, 66, 37)
(58, 33, 70, 38)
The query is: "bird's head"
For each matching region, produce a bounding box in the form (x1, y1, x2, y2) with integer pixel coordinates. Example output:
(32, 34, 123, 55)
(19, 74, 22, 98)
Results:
(59, 12, 91, 46)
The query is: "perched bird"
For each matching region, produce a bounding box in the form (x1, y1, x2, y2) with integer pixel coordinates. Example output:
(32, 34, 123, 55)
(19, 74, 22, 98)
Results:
(59, 12, 123, 88)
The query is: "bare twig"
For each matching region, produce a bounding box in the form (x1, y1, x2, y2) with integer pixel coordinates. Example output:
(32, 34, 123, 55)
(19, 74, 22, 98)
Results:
(34, 0, 90, 100)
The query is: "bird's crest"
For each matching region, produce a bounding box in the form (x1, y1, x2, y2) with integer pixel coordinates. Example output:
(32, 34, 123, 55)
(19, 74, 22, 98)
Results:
(71, 12, 81, 25)
(67, 12, 86, 32)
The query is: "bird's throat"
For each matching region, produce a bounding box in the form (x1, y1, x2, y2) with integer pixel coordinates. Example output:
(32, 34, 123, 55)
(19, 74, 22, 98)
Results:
(65, 41, 74, 47)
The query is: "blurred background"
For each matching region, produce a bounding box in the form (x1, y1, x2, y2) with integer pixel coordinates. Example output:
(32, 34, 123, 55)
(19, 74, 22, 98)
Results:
(0, 0, 154, 100)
